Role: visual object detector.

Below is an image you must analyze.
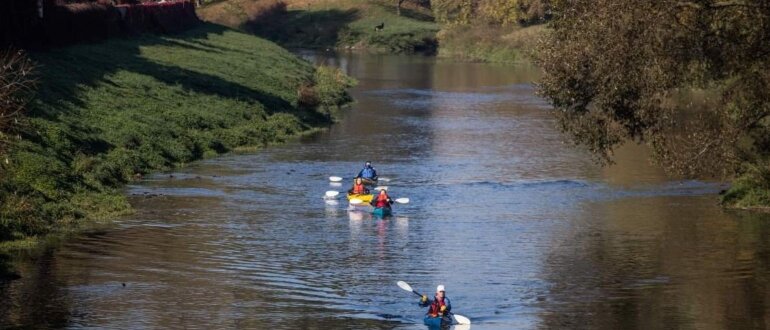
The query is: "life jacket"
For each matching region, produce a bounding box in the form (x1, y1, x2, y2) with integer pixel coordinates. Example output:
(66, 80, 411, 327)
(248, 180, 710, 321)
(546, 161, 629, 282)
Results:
(374, 193, 390, 208)
(352, 183, 366, 194)
(427, 296, 448, 317)
(360, 167, 375, 179)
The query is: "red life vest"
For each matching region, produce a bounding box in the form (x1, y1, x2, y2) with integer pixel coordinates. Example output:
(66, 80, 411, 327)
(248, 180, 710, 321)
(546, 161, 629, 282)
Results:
(352, 183, 366, 194)
(374, 193, 390, 208)
(427, 297, 447, 317)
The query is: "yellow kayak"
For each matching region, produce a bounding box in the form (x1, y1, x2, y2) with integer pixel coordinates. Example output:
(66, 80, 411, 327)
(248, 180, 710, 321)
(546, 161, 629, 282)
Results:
(347, 193, 373, 203)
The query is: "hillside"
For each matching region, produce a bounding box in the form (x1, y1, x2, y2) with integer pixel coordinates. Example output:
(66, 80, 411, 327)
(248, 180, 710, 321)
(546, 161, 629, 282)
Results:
(198, 0, 440, 53)
(0, 23, 353, 248)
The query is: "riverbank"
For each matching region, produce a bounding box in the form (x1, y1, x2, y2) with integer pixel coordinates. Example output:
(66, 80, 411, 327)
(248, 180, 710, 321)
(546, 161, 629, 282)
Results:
(199, 0, 439, 53)
(0, 23, 354, 253)
(437, 24, 545, 63)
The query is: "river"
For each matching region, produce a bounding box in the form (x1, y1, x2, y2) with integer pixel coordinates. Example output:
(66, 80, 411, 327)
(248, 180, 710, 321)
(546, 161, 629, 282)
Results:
(2, 52, 769, 329)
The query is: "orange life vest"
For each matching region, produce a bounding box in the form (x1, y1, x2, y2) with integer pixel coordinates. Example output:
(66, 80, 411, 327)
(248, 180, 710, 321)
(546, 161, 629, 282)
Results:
(352, 183, 366, 194)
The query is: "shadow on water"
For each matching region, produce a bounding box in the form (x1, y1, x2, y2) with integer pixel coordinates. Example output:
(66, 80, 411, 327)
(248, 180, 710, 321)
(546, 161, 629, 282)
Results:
(0, 248, 71, 329)
(537, 198, 770, 329)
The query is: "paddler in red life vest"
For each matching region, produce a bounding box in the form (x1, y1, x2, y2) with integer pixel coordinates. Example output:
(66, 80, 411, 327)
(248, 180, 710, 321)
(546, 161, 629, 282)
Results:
(370, 189, 393, 208)
(348, 177, 369, 195)
(419, 285, 452, 318)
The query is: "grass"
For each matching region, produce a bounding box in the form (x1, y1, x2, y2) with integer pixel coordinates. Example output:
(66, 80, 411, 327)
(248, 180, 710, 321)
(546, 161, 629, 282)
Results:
(721, 164, 770, 210)
(0, 23, 354, 249)
(437, 24, 546, 63)
(200, 0, 440, 53)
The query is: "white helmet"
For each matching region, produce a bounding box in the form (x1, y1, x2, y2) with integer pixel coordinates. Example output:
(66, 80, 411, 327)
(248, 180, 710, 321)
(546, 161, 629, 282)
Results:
(436, 285, 445, 292)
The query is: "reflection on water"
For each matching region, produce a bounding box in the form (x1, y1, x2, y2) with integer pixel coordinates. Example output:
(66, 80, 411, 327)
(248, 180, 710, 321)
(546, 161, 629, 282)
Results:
(2, 52, 770, 329)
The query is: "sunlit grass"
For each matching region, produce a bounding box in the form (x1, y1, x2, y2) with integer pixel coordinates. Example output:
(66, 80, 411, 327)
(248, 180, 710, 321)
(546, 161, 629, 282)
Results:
(0, 23, 352, 244)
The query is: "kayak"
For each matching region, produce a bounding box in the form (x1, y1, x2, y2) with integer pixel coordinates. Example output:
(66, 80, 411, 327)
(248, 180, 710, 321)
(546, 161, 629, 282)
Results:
(347, 193, 373, 203)
(423, 315, 452, 328)
(372, 207, 392, 217)
(360, 177, 378, 186)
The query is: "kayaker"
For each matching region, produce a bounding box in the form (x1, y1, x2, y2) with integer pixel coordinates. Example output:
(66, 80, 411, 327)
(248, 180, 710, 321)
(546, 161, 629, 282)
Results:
(348, 177, 369, 195)
(370, 189, 393, 208)
(356, 161, 378, 181)
(419, 285, 452, 319)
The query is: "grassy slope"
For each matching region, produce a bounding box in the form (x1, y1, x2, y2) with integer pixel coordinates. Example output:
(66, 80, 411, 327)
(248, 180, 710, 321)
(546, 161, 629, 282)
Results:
(201, 0, 439, 53)
(437, 24, 546, 63)
(0, 23, 352, 247)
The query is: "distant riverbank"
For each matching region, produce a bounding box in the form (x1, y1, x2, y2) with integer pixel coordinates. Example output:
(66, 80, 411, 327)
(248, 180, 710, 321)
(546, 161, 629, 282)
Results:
(198, 0, 544, 63)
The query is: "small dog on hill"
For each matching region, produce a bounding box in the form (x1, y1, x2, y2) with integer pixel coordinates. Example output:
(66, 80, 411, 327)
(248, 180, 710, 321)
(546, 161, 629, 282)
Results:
(375, 22, 384, 32)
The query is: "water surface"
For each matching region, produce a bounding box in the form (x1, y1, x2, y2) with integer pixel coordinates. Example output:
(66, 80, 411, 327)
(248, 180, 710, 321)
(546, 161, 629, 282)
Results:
(2, 53, 769, 329)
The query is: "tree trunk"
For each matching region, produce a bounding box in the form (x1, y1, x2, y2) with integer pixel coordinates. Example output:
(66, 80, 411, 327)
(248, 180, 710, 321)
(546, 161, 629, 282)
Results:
(396, 0, 404, 16)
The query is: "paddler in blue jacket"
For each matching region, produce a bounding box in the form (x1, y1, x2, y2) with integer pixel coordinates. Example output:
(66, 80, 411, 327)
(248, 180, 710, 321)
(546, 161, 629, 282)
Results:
(356, 161, 378, 181)
(419, 285, 452, 324)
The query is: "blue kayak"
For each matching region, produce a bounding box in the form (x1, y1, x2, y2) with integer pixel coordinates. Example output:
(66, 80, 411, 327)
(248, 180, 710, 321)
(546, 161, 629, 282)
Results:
(423, 315, 452, 328)
(372, 207, 392, 217)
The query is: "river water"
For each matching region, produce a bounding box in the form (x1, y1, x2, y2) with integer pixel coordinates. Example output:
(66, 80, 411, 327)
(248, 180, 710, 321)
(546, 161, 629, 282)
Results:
(2, 53, 770, 329)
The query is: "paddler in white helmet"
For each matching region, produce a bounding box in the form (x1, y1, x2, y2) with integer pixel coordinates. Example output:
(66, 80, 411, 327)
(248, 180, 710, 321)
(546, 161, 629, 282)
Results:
(419, 284, 452, 319)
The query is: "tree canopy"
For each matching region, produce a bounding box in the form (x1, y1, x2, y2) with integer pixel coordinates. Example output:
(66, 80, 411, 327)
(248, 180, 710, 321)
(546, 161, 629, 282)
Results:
(431, 0, 551, 25)
(536, 0, 770, 181)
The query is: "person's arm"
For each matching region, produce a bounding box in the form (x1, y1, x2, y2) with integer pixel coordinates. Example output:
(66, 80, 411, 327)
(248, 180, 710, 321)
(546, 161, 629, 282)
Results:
(372, 169, 378, 180)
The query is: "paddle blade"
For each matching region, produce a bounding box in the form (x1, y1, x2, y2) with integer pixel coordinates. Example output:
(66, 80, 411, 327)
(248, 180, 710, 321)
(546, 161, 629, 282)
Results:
(349, 198, 363, 205)
(453, 314, 471, 325)
(379, 177, 391, 182)
(325, 190, 340, 198)
(397, 281, 413, 292)
(395, 198, 410, 204)
(329, 176, 343, 182)
(374, 186, 388, 191)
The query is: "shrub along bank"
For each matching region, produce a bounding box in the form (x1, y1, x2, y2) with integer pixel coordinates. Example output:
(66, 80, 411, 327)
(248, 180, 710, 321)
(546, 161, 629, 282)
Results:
(0, 23, 355, 248)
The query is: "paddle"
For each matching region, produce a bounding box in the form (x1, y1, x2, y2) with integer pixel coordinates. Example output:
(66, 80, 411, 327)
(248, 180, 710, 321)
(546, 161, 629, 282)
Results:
(374, 186, 388, 191)
(396, 281, 471, 325)
(329, 176, 343, 182)
(324, 190, 340, 199)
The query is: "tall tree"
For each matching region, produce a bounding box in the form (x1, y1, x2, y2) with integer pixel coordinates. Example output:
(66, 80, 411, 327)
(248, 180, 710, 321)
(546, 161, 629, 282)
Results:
(536, 0, 770, 181)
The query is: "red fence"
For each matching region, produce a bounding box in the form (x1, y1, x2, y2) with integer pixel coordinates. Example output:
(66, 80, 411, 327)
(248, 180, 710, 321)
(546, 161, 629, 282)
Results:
(1, 0, 200, 49)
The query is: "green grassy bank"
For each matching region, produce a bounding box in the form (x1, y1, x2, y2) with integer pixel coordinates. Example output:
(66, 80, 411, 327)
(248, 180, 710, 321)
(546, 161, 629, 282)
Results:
(721, 165, 770, 211)
(437, 24, 545, 63)
(200, 0, 440, 53)
(0, 23, 354, 252)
